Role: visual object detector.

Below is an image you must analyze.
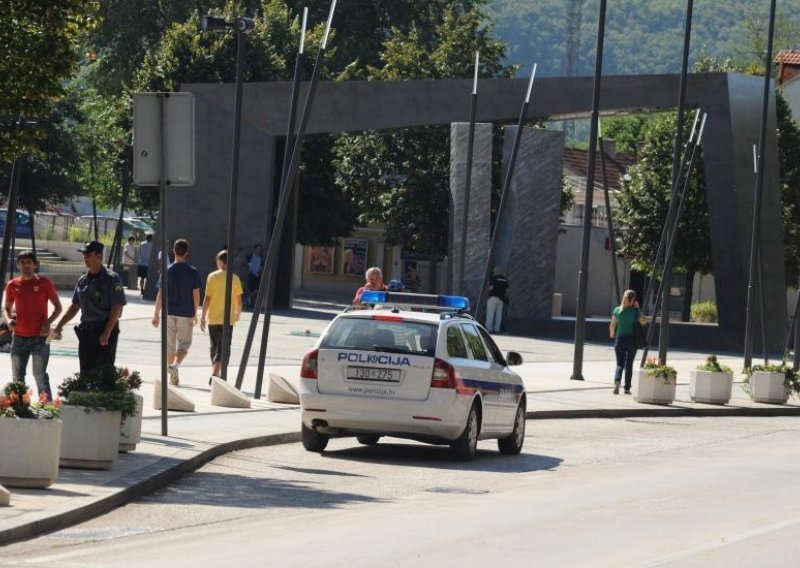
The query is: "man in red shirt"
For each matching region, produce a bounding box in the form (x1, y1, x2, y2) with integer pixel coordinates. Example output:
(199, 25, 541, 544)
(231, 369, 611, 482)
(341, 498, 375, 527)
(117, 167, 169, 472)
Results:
(4, 250, 62, 399)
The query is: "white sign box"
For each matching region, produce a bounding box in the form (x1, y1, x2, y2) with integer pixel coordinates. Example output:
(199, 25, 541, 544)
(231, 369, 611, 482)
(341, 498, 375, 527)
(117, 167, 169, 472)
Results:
(133, 93, 195, 186)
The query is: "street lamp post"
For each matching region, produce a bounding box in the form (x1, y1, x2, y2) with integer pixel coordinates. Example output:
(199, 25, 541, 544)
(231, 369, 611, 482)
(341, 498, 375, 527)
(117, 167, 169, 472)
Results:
(201, 14, 255, 382)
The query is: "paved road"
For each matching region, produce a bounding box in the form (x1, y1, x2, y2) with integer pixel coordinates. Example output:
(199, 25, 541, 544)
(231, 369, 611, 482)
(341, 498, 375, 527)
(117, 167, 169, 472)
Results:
(4, 416, 800, 567)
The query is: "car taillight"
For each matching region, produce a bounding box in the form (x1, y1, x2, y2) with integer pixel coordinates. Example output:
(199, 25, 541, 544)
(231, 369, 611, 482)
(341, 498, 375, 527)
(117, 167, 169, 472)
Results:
(431, 358, 456, 389)
(301, 349, 319, 379)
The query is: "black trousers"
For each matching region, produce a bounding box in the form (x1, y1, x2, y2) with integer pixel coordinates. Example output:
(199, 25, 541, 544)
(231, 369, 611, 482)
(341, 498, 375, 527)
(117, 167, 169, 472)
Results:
(75, 321, 119, 375)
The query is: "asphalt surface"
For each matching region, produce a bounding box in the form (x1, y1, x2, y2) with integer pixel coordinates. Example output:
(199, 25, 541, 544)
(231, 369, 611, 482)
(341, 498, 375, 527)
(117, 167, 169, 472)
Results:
(1, 289, 798, 547)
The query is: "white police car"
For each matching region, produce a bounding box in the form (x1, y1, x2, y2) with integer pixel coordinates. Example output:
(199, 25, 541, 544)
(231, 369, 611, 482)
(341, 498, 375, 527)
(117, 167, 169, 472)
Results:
(299, 291, 526, 461)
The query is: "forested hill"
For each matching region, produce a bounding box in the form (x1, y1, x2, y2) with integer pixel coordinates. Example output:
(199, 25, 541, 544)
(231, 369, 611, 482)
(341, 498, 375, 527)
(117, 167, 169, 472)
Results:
(487, 0, 800, 77)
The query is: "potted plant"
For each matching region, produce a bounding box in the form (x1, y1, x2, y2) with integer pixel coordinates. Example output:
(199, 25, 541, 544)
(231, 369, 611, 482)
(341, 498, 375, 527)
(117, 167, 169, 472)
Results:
(634, 357, 678, 405)
(118, 368, 143, 452)
(690, 355, 733, 405)
(0, 381, 62, 488)
(742, 362, 800, 404)
(58, 365, 138, 469)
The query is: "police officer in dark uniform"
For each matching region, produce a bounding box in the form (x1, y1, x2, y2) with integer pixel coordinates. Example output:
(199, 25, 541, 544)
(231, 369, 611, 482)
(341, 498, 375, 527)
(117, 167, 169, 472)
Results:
(53, 241, 127, 374)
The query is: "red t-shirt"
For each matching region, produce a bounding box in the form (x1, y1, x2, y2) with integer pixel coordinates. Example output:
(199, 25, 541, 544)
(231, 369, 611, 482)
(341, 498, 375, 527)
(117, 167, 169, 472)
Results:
(5, 275, 57, 337)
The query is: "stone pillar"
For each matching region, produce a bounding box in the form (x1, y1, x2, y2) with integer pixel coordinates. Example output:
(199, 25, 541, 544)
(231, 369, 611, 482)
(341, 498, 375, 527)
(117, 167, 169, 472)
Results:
(449, 122, 492, 308)
(498, 126, 565, 321)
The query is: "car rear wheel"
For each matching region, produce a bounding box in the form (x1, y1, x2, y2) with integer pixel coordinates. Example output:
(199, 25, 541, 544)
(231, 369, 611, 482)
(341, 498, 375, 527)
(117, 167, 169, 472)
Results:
(356, 434, 381, 445)
(302, 422, 329, 452)
(498, 402, 526, 455)
(451, 403, 480, 461)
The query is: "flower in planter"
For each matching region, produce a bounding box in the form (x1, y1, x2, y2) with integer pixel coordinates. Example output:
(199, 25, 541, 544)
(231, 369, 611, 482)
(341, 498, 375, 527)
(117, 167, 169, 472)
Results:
(742, 362, 800, 399)
(697, 355, 732, 374)
(643, 357, 678, 384)
(0, 381, 61, 419)
(58, 365, 141, 420)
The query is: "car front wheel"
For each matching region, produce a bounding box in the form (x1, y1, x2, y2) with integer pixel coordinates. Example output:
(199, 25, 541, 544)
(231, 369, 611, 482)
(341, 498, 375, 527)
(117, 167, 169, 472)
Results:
(451, 403, 480, 461)
(498, 402, 526, 455)
(302, 422, 329, 452)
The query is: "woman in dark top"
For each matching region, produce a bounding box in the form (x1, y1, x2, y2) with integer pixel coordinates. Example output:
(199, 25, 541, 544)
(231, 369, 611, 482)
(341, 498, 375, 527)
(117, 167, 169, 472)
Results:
(609, 289, 642, 395)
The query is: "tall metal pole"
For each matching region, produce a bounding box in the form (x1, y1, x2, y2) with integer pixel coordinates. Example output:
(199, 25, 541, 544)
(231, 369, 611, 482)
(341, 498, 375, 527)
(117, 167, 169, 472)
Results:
(598, 125, 620, 302)
(570, 0, 607, 381)
(639, 110, 700, 316)
(456, 51, 480, 296)
(158, 94, 169, 436)
(220, 27, 247, 382)
(744, 0, 778, 368)
(90, 149, 98, 241)
(235, 0, 337, 390)
(658, 0, 694, 364)
(252, 7, 308, 399)
(0, 156, 22, 294)
(110, 159, 131, 270)
(641, 114, 707, 365)
(794, 289, 800, 370)
(474, 65, 537, 324)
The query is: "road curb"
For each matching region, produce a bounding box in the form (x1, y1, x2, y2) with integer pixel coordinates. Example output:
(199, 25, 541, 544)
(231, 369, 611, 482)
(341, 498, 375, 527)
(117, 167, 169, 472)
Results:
(0, 431, 300, 547)
(5, 405, 800, 546)
(527, 406, 800, 420)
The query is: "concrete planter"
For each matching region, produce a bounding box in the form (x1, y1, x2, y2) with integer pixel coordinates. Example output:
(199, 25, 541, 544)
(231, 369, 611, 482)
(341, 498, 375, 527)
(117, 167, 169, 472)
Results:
(749, 371, 789, 404)
(0, 418, 62, 488)
(633, 369, 676, 405)
(119, 393, 144, 452)
(60, 405, 121, 469)
(690, 370, 733, 405)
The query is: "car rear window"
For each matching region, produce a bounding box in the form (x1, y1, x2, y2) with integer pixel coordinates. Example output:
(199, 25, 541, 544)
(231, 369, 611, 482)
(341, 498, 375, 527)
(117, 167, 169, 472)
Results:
(321, 317, 438, 357)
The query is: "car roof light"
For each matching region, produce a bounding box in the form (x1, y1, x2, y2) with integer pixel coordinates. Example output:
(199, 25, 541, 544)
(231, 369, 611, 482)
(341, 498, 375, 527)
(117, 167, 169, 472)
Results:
(360, 290, 469, 311)
(359, 291, 388, 304)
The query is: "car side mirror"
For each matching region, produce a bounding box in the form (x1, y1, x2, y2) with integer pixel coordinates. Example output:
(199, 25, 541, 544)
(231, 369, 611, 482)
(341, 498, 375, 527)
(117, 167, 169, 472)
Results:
(506, 351, 523, 366)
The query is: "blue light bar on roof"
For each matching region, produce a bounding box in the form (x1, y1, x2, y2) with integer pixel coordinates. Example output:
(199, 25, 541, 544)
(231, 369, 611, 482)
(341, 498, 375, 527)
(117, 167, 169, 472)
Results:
(359, 291, 388, 304)
(359, 290, 470, 310)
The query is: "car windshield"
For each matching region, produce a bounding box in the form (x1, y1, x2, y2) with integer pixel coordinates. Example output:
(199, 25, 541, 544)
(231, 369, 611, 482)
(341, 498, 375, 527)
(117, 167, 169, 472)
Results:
(321, 317, 438, 357)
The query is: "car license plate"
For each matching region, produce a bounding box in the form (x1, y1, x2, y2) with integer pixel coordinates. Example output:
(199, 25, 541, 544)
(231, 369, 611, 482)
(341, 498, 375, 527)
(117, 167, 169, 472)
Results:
(347, 366, 401, 382)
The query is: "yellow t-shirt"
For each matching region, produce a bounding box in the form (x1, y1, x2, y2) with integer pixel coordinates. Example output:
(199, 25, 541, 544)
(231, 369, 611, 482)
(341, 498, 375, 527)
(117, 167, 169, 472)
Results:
(204, 269, 243, 325)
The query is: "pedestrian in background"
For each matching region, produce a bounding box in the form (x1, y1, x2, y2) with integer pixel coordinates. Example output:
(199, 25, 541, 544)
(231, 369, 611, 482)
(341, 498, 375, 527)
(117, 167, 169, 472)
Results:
(353, 266, 387, 307)
(246, 244, 263, 309)
(53, 241, 127, 374)
(152, 239, 201, 386)
(485, 266, 509, 333)
(4, 251, 62, 399)
(200, 250, 243, 382)
(609, 289, 642, 395)
(122, 235, 138, 290)
(402, 264, 421, 293)
(138, 234, 153, 294)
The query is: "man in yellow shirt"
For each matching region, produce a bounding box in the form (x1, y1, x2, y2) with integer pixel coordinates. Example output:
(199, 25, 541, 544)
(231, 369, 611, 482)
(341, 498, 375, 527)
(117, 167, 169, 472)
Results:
(200, 250, 243, 381)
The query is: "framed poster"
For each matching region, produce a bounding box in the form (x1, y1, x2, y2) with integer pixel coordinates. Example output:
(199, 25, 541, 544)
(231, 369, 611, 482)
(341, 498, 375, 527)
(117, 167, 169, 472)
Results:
(342, 238, 368, 277)
(308, 245, 334, 275)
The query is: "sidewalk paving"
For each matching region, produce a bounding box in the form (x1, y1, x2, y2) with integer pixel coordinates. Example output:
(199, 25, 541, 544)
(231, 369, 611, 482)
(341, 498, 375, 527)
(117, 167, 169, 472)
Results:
(1, 289, 798, 545)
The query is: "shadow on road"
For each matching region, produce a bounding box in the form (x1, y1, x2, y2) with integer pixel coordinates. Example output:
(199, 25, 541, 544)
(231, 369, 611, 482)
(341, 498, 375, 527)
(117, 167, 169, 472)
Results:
(137, 471, 383, 509)
(320, 441, 562, 473)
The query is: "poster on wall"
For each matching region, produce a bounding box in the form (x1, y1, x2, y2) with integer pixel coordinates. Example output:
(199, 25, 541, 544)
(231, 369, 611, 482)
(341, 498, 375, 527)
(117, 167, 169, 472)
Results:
(342, 238, 368, 277)
(308, 245, 334, 274)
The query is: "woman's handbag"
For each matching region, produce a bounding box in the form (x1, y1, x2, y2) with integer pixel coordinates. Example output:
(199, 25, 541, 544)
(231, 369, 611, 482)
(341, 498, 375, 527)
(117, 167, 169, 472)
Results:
(634, 320, 647, 349)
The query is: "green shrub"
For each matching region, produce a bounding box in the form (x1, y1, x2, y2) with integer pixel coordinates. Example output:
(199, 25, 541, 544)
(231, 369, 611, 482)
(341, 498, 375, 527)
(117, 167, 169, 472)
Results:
(697, 355, 732, 373)
(690, 301, 717, 323)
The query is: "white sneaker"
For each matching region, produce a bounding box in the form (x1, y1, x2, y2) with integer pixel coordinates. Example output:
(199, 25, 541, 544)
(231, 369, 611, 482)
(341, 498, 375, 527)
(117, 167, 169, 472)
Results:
(168, 366, 179, 386)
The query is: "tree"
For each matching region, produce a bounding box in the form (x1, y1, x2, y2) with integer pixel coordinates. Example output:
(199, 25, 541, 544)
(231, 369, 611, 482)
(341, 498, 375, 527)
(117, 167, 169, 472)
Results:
(0, 94, 85, 211)
(614, 112, 711, 320)
(333, 7, 514, 256)
(0, 1, 98, 162)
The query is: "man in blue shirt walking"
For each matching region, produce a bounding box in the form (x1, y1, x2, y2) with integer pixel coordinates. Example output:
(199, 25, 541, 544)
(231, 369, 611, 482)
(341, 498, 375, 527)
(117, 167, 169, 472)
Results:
(152, 239, 202, 386)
